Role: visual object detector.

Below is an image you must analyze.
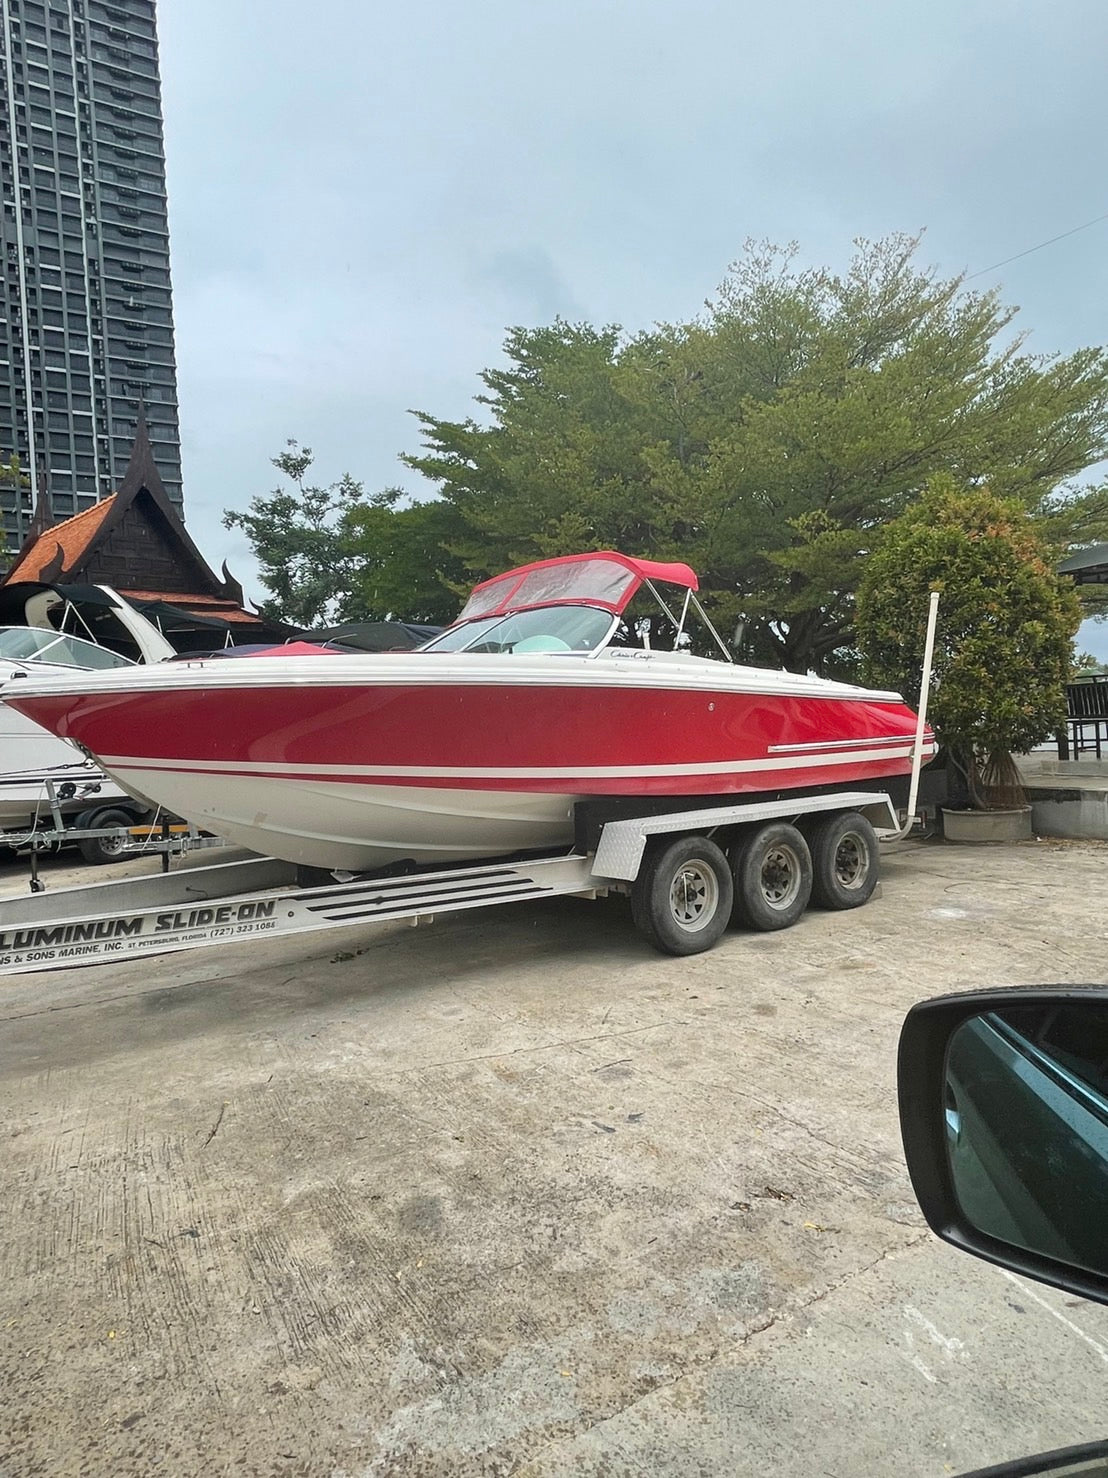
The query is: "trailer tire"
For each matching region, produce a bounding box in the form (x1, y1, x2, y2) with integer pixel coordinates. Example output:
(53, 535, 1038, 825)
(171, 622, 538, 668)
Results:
(77, 808, 136, 866)
(808, 811, 878, 910)
(631, 835, 733, 956)
(729, 822, 812, 931)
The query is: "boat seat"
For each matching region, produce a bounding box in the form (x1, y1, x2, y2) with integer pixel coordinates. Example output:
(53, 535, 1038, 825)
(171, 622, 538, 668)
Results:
(512, 636, 572, 652)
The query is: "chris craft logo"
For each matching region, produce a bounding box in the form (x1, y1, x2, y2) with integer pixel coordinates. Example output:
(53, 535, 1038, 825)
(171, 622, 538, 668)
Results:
(0, 900, 278, 960)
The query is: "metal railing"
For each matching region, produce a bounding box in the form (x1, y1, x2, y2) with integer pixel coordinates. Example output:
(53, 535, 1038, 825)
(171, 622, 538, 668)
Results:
(1058, 677, 1108, 760)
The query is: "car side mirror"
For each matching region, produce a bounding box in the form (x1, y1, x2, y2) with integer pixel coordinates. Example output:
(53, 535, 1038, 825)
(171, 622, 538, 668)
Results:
(898, 988, 1108, 1307)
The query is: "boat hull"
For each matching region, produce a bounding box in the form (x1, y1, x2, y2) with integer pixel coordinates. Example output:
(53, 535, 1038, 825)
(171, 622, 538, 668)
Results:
(0, 699, 131, 834)
(102, 771, 575, 868)
(3, 653, 935, 869)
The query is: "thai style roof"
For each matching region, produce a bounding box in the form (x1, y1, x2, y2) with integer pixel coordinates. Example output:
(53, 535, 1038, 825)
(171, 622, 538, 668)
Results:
(2, 419, 289, 648)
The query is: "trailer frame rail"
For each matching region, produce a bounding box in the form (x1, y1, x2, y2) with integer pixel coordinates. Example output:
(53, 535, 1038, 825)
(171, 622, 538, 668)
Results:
(0, 790, 899, 975)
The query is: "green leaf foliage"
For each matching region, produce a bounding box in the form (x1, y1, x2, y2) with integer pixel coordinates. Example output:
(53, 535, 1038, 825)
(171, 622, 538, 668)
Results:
(222, 443, 469, 628)
(0, 451, 28, 487)
(0, 452, 31, 568)
(855, 477, 1081, 794)
(222, 443, 363, 629)
(342, 495, 470, 625)
(403, 236, 1108, 673)
(223, 238, 1108, 652)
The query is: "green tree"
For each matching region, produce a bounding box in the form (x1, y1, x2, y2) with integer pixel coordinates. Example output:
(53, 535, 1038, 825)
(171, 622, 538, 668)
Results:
(342, 494, 470, 625)
(224, 443, 469, 628)
(0, 452, 27, 487)
(855, 477, 1081, 808)
(403, 236, 1108, 674)
(223, 443, 365, 628)
(0, 452, 30, 569)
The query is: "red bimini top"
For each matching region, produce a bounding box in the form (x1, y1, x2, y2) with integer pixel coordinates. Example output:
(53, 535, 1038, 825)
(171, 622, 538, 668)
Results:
(457, 552, 699, 622)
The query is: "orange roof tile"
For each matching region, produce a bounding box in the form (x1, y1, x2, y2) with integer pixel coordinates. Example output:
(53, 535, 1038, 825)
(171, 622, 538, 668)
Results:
(121, 589, 247, 608)
(118, 590, 262, 624)
(6, 497, 117, 581)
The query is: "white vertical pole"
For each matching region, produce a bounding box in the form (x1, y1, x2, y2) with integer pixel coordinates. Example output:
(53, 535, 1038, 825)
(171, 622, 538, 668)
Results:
(903, 590, 940, 833)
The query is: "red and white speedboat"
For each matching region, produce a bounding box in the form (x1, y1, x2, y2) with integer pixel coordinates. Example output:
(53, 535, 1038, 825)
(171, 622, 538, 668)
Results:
(0, 553, 934, 869)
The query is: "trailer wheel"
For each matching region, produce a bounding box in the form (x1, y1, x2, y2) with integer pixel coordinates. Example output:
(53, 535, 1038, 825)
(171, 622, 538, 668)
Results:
(729, 822, 812, 931)
(77, 808, 135, 866)
(631, 835, 733, 956)
(808, 811, 879, 910)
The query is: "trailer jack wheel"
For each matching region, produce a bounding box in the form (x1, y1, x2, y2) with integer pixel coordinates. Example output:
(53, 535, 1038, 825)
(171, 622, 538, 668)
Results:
(631, 835, 733, 956)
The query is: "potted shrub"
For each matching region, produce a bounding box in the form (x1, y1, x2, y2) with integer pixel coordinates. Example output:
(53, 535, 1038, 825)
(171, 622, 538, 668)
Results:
(855, 477, 1081, 840)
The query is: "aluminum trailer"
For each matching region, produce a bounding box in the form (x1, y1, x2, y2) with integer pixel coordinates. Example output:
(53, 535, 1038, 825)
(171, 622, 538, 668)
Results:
(0, 790, 899, 975)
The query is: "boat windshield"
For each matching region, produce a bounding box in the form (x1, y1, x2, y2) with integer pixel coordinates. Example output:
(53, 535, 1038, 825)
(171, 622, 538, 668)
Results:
(460, 557, 641, 620)
(0, 626, 137, 670)
(420, 604, 615, 654)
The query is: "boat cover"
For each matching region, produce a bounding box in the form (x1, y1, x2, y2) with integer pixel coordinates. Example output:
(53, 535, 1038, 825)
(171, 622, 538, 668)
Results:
(458, 552, 698, 621)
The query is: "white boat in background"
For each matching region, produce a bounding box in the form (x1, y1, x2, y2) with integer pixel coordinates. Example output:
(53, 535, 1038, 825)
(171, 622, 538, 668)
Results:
(0, 582, 175, 836)
(0, 580, 176, 667)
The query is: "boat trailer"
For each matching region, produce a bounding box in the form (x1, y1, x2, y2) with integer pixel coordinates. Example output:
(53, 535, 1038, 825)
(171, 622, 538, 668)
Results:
(0, 774, 224, 885)
(0, 790, 901, 975)
(2, 812, 225, 889)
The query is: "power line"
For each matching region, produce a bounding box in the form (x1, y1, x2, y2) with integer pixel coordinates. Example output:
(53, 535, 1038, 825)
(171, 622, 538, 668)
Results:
(966, 211, 1108, 280)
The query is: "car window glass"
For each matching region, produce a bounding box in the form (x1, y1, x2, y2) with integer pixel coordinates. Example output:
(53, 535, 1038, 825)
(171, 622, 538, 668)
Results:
(945, 1007, 1108, 1277)
(995, 1004, 1108, 1098)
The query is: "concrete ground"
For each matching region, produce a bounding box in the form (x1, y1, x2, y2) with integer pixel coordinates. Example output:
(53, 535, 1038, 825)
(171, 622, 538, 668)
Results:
(1, 837, 1107, 1477)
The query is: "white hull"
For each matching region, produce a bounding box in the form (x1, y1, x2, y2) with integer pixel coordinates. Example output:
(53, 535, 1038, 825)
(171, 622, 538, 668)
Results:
(105, 766, 577, 869)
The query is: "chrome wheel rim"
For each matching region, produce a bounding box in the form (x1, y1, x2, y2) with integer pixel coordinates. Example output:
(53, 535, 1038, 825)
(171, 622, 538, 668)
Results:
(93, 821, 129, 858)
(834, 833, 868, 889)
(760, 845, 802, 910)
(669, 861, 719, 932)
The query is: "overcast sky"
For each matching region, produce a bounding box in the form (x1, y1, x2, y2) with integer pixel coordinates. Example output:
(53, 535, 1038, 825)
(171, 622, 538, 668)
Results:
(157, 0, 1108, 655)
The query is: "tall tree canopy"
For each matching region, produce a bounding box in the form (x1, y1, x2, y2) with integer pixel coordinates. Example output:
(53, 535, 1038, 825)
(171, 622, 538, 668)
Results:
(856, 477, 1081, 806)
(342, 493, 469, 626)
(223, 443, 364, 628)
(0, 453, 30, 567)
(403, 235, 1108, 672)
(224, 443, 467, 628)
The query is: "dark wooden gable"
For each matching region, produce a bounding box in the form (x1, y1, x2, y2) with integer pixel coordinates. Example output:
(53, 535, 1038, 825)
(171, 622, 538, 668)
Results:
(79, 489, 219, 595)
(2, 421, 296, 649)
(70, 417, 245, 603)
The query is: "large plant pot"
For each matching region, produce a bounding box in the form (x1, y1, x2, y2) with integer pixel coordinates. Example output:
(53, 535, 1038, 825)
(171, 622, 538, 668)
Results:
(941, 806, 1033, 843)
